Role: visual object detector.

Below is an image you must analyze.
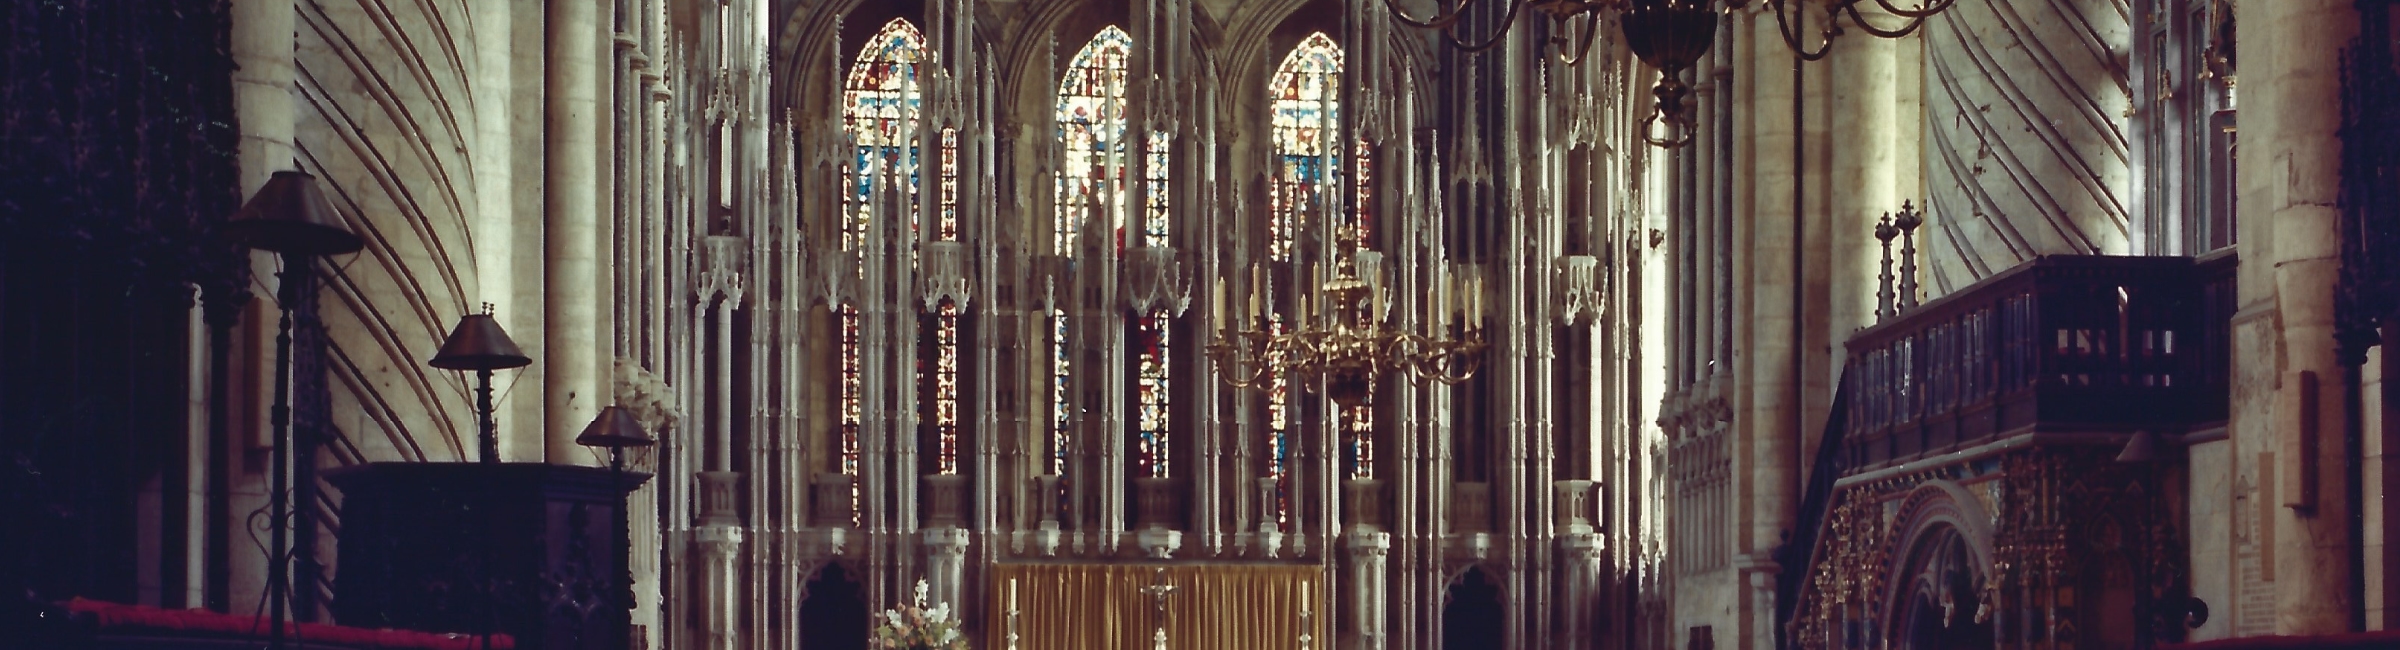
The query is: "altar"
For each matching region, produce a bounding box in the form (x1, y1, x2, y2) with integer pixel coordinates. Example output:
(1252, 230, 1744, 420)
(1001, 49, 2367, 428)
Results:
(987, 563, 1327, 649)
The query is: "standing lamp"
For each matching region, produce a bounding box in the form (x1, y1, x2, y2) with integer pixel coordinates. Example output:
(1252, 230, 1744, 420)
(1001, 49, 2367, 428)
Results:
(576, 406, 653, 647)
(576, 406, 655, 471)
(220, 170, 364, 650)
(429, 308, 531, 463)
(426, 310, 528, 650)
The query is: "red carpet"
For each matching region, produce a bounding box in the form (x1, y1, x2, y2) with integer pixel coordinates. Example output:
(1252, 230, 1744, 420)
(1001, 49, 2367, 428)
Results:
(63, 598, 513, 650)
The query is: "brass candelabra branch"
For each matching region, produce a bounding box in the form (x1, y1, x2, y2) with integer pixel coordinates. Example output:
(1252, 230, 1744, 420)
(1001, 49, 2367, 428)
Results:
(1206, 252, 1486, 406)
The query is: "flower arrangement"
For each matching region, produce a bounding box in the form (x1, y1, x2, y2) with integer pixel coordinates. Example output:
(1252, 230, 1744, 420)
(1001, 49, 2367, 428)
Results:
(873, 579, 967, 650)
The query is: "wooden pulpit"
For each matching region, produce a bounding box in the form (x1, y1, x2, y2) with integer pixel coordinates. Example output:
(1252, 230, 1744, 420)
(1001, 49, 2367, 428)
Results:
(327, 462, 649, 650)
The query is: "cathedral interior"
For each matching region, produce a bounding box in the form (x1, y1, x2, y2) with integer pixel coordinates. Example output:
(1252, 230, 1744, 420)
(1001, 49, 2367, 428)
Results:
(8, 0, 2400, 649)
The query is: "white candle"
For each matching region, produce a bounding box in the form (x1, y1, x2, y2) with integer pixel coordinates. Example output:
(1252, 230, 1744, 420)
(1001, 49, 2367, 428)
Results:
(1447, 273, 1459, 325)
(1459, 275, 1478, 323)
(1214, 277, 1227, 327)
(1010, 578, 1018, 610)
(1302, 580, 1311, 606)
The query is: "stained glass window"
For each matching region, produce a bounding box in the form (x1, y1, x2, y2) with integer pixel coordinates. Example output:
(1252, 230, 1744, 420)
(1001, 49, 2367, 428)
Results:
(1263, 32, 1348, 524)
(939, 128, 960, 240)
(1051, 26, 1135, 499)
(1056, 26, 1133, 256)
(839, 304, 862, 525)
(1345, 405, 1373, 480)
(1052, 308, 1072, 478)
(1352, 141, 1373, 246)
(841, 18, 931, 252)
(1135, 309, 1172, 478)
(1270, 32, 1342, 262)
(1266, 316, 1290, 526)
(1145, 130, 1172, 247)
(932, 301, 961, 474)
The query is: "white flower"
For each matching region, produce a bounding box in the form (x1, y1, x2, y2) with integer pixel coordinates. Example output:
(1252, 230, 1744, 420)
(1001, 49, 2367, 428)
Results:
(927, 602, 950, 623)
(913, 579, 931, 605)
(941, 628, 959, 644)
(886, 609, 905, 629)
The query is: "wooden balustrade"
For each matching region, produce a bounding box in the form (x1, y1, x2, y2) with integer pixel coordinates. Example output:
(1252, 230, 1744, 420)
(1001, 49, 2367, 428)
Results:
(1839, 255, 2230, 473)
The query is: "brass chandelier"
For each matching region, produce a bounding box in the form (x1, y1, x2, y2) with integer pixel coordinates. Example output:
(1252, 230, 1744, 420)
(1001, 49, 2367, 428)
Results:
(1388, 0, 1959, 147)
(1206, 248, 1487, 408)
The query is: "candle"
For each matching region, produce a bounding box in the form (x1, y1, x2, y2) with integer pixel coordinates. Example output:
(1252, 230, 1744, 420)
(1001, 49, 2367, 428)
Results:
(1447, 273, 1459, 324)
(1214, 277, 1227, 327)
(1010, 578, 1018, 610)
(1459, 275, 1478, 323)
(1302, 580, 1311, 606)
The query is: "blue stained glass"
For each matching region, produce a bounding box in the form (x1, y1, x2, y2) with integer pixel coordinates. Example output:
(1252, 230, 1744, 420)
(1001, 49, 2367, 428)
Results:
(1145, 130, 1172, 247)
(1345, 405, 1374, 480)
(1270, 32, 1343, 262)
(1056, 26, 1133, 256)
(842, 19, 927, 252)
(1266, 316, 1290, 526)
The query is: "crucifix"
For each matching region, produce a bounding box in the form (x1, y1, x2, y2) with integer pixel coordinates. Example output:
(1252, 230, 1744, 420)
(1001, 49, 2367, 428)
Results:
(1141, 568, 1177, 650)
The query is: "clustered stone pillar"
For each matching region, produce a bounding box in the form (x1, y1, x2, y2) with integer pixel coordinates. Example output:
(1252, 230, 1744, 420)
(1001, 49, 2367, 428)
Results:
(2237, 0, 2359, 636)
(922, 527, 970, 609)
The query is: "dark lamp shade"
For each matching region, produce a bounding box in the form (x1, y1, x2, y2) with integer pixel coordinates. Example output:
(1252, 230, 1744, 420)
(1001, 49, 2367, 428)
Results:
(428, 313, 531, 370)
(1622, 0, 1719, 74)
(222, 171, 365, 256)
(576, 406, 655, 449)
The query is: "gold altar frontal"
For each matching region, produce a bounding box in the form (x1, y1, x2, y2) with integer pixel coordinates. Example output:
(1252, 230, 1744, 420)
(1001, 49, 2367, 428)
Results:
(988, 563, 1329, 649)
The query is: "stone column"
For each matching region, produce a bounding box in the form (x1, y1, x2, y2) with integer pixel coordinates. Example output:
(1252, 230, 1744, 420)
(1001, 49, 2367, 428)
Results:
(545, 0, 603, 464)
(1741, 6, 1800, 650)
(696, 524, 743, 650)
(1561, 529, 1604, 650)
(1827, 7, 1899, 340)
(1347, 530, 1391, 650)
(2235, 0, 2359, 636)
(227, 0, 295, 619)
(922, 527, 970, 609)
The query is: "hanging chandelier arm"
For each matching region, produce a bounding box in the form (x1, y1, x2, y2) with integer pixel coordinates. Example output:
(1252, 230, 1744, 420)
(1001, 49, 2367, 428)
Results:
(1384, 0, 1476, 31)
(1866, 0, 1957, 20)
(1418, 345, 1485, 385)
(1839, 2, 1932, 40)
(1772, 0, 1838, 61)
(1441, 0, 1534, 54)
(1552, 10, 1605, 65)
(1642, 113, 1696, 148)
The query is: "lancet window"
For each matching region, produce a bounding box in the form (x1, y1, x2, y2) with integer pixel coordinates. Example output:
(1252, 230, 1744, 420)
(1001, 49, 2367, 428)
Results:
(1266, 31, 1347, 519)
(1053, 26, 1136, 487)
(839, 18, 968, 491)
